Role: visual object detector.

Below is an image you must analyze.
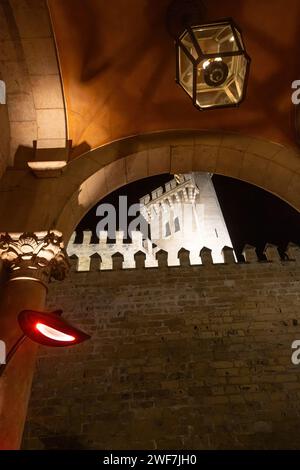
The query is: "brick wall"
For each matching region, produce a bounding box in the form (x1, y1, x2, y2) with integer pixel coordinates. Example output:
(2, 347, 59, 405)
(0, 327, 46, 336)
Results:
(22, 249, 300, 449)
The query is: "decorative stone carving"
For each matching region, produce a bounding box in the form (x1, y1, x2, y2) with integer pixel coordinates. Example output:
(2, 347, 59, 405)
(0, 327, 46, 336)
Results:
(0, 231, 69, 285)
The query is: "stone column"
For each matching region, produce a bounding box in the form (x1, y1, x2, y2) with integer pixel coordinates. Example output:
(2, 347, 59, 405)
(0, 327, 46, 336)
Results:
(0, 231, 69, 450)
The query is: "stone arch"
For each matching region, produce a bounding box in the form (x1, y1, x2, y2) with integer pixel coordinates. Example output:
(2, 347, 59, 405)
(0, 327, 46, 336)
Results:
(0, 0, 67, 171)
(55, 130, 300, 242)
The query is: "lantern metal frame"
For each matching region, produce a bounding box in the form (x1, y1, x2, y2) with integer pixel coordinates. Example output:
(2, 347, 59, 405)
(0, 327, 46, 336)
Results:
(175, 18, 251, 111)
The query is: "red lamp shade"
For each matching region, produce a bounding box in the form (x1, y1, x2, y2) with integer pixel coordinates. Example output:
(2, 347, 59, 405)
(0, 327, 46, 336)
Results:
(18, 310, 91, 347)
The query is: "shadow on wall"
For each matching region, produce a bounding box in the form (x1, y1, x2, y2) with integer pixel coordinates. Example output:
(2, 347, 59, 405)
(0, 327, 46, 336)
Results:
(13, 146, 36, 168)
(12, 142, 92, 166)
(70, 142, 91, 160)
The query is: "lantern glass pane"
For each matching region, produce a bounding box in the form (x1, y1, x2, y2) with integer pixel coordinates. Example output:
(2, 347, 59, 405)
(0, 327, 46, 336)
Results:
(196, 54, 248, 108)
(195, 86, 229, 109)
(181, 31, 198, 59)
(179, 46, 194, 96)
(193, 24, 239, 54)
(234, 27, 244, 50)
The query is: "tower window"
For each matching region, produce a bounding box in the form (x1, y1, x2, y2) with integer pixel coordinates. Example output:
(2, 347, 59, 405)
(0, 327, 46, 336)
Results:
(174, 217, 180, 232)
(165, 222, 171, 237)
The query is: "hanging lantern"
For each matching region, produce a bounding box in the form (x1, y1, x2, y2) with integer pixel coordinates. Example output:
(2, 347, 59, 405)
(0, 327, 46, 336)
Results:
(175, 19, 250, 110)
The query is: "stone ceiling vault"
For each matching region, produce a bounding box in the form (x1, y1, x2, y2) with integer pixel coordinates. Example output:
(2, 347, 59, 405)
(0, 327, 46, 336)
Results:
(48, 0, 300, 155)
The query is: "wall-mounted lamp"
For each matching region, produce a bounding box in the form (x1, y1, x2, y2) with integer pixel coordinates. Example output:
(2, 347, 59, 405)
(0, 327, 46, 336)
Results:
(0, 309, 90, 376)
(18, 309, 90, 347)
(167, 1, 250, 110)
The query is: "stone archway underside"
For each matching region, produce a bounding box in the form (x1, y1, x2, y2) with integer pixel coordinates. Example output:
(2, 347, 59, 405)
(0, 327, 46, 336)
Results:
(56, 131, 300, 242)
(0, 130, 299, 240)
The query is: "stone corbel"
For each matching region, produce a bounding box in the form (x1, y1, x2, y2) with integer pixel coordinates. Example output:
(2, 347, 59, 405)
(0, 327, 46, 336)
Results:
(0, 230, 70, 287)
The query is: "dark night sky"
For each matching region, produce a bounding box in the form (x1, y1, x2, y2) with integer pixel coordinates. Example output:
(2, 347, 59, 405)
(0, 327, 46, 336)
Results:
(76, 173, 300, 259)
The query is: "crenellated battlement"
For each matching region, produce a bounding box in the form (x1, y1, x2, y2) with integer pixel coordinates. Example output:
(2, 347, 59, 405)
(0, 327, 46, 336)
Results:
(67, 234, 300, 272)
(140, 173, 198, 208)
(68, 230, 157, 270)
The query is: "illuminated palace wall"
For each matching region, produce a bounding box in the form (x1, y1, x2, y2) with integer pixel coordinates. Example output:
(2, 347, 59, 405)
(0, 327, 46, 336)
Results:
(22, 244, 300, 450)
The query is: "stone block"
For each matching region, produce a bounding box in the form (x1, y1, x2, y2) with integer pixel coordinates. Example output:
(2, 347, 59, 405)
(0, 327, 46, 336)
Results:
(178, 248, 190, 267)
(30, 75, 64, 109)
(200, 247, 213, 265)
(222, 246, 235, 264)
(134, 251, 146, 269)
(242, 244, 257, 263)
(156, 249, 168, 267)
(112, 252, 124, 270)
(263, 243, 280, 262)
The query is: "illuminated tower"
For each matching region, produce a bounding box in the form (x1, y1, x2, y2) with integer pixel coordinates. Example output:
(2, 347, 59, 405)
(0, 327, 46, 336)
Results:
(68, 172, 233, 268)
(140, 172, 233, 264)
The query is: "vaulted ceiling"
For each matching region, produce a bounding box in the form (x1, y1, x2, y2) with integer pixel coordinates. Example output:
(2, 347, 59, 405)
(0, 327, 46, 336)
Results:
(48, 0, 300, 157)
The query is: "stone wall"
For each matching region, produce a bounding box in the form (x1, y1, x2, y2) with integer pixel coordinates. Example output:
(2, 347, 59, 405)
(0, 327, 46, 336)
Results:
(22, 244, 300, 450)
(0, 0, 66, 164)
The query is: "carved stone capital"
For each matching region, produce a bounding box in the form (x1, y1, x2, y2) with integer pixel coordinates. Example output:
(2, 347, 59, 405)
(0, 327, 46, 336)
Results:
(0, 231, 70, 285)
